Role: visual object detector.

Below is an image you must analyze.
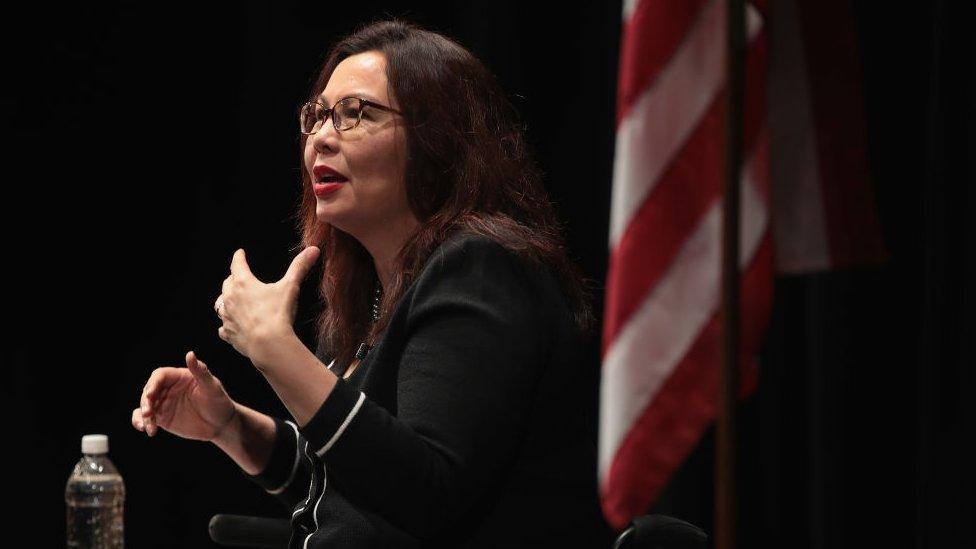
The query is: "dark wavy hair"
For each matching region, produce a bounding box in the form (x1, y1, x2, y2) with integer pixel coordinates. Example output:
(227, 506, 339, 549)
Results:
(295, 20, 592, 367)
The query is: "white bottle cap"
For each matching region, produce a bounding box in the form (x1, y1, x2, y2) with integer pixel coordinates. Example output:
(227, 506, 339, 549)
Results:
(81, 434, 109, 455)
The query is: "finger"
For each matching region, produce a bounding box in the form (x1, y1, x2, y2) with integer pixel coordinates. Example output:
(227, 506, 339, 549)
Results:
(143, 369, 165, 411)
(156, 383, 172, 407)
(218, 323, 239, 341)
(131, 408, 145, 431)
(282, 246, 320, 285)
(141, 383, 150, 415)
(230, 248, 253, 279)
(138, 403, 155, 437)
(143, 366, 181, 413)
(141, 382, 153, 416)
(145, 398, 160, 436)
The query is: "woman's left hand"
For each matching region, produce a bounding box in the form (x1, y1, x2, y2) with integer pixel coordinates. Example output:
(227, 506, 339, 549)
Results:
(214, 247, 320, 363)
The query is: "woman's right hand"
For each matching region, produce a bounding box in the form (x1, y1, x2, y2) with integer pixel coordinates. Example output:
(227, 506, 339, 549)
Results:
(132, 351, 237, 442)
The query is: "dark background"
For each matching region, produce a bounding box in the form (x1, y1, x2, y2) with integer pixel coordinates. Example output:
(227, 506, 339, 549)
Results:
(2, 1, 972, 547)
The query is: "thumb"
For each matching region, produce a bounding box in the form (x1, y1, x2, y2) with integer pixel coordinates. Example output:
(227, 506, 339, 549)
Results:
(283, 246, 321, 284)
(186, 351, 214, 380)
(230, 248, 254, 280)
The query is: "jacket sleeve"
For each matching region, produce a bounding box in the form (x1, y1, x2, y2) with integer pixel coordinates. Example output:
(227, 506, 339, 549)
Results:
(243, 416, 311, 511)
(294, 235, 549, 539)
(242, 354, 339, 511)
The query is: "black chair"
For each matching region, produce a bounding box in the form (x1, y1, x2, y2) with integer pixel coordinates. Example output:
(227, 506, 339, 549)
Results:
(208, 514, 291, 548)
(613, 515, 709, 549)
(209, 511, 708, 548)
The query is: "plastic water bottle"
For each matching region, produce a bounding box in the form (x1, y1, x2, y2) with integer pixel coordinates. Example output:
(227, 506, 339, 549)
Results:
(65, 434, 125, 548)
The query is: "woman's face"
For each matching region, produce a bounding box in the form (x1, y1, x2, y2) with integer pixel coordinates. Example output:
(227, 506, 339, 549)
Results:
(304, 51, 414, 243)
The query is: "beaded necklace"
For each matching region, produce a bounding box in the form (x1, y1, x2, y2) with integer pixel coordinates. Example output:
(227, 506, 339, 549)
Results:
(354, 282, 382, 361)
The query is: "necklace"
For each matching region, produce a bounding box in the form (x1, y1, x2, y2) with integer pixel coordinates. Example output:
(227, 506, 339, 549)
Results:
(355, 281, 382, 361)
(371, 283, 382, 322)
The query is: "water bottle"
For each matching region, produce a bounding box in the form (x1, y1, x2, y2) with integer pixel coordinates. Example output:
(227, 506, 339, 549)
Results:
(65, 434, 125, 548)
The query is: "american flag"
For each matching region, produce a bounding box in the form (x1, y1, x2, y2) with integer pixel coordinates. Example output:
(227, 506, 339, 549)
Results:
(599, 0, 772, 530)
(599, 0, 885, 530)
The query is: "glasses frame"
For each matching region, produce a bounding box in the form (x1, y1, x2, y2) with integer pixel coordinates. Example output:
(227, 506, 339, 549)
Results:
(299, 97, 402, 135)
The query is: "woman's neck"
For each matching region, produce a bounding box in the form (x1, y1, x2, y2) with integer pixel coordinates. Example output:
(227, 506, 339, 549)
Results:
(358, 214, 419, 291)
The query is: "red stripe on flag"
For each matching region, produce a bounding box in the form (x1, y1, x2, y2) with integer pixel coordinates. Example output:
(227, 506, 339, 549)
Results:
(604, 97, 724, 354)
(617, 0, 708, 125)
(601, 232, 774, 529)
(604, 33, 769, 353)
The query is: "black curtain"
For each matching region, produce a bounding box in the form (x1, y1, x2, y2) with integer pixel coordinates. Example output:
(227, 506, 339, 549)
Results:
(654, 2, 976, 548)
(4, 1, 972, 547)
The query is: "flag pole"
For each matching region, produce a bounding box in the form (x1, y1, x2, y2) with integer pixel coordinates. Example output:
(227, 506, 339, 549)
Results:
(717, 0, 745, 548)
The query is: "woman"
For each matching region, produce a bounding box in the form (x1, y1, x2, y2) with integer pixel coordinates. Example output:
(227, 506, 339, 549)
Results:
(132, 20, 609, 547)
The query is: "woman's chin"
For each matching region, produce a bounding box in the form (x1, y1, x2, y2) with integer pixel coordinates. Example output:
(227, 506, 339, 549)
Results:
(315, 203, 352, 232)
(315, 202, 336, 223)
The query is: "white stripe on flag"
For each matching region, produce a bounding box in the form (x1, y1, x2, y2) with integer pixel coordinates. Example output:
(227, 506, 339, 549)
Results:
(622, 0, 641, 21)
(600, 150, 768, 483)
(609, 0, 763, 248)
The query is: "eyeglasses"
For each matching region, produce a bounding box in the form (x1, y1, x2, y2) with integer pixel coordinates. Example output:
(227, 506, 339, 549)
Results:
(299, 97, 402, 135)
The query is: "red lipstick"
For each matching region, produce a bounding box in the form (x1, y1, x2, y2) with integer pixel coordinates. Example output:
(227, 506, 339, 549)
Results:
(312, 164, 348, 180)
(312, 164, 348, 198)
(313, 183, 343, 197)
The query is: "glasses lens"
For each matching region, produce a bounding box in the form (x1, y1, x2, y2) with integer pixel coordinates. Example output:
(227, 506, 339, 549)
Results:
(334, 98, 362, 131)
(300, 102, 325, 134)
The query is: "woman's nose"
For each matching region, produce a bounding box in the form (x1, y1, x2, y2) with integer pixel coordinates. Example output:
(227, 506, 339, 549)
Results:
(310, 120, 340, 152)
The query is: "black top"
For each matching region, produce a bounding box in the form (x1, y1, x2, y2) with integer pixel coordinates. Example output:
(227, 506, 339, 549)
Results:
(245, 232, 611, 547)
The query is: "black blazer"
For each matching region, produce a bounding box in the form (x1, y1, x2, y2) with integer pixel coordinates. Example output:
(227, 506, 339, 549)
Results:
(247, 232, 610, 547)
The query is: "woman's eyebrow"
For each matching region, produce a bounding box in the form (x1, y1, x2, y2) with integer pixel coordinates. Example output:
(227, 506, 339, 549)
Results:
(318, 91, 382, 104)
